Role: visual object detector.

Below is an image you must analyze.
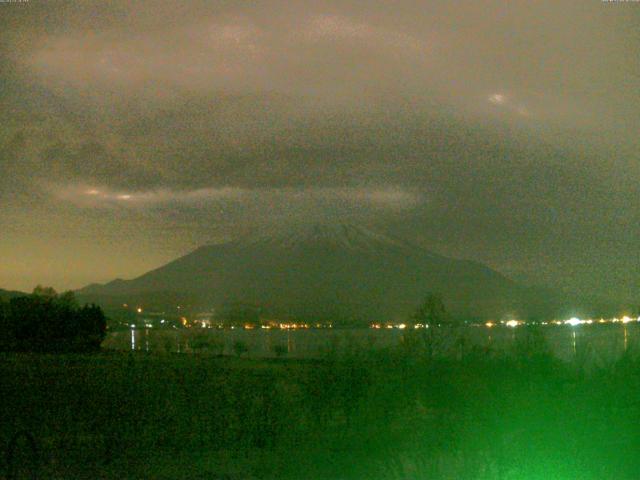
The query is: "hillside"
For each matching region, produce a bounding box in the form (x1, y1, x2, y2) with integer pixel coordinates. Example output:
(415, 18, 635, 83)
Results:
(0, 288, 26, 301)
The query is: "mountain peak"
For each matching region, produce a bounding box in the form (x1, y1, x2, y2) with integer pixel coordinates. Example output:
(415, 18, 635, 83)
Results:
(232, 222, 413, 253)
(76, 222, 579, 321)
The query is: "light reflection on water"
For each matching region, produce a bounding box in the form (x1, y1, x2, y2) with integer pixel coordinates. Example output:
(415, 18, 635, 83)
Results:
(110, 324, 640, 364)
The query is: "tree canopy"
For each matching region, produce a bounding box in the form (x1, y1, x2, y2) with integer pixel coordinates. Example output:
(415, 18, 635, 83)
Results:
(0, 287, 106, 353)
(411, 293, 450, 327)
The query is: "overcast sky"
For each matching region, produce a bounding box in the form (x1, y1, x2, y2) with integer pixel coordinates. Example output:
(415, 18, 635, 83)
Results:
(1, 0, 639, 299)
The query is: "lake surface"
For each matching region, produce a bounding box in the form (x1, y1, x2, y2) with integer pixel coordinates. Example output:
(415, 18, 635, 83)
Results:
(104, 323, 640, 364)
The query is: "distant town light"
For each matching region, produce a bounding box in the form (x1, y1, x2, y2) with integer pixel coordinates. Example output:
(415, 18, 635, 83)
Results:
(565, 317, 582, 327)
(485, 321, 494, 328)
(137, 307, 143, 313)
(505, 320, 519, 328)
(621, 316, 633, 324)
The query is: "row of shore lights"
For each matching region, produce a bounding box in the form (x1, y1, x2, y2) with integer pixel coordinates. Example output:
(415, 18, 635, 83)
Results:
(129, 305, 639, 330)
(488, 316, 640, 328)
(373, 317, 640, 330)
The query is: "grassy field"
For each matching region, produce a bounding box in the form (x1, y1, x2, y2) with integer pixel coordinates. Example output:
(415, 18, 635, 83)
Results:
(2, 329, 640, 479)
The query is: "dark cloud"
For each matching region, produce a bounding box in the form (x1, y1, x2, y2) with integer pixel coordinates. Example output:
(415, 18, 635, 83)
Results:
(0, 0, 638, 300)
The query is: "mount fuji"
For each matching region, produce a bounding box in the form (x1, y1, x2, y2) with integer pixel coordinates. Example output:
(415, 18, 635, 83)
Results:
(78, 224, 597, 323)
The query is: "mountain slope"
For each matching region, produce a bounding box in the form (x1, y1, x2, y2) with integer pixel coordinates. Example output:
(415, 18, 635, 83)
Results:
(78, 224, 602, 322)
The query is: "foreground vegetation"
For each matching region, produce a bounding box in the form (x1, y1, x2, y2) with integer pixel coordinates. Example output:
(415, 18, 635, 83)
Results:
(1, 329, 640, 479)
(0, 287, 106, 353)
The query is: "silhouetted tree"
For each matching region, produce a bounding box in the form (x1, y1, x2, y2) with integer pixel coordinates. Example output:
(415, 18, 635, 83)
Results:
(0, 298, 10, 349)
(409, 293, 452, 358)
(1, 287, 106, 352)
(32, 285, 58, 298)
(75, 303, 107, 350)
(411, 293, 448, 328)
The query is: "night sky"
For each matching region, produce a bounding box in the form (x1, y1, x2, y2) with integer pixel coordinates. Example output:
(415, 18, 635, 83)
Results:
(1, 1, 638, 301)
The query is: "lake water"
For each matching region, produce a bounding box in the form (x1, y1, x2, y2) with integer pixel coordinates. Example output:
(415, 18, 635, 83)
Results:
(104, 323, 640, 365)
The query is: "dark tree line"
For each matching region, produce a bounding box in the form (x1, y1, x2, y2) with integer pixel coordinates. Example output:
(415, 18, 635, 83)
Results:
(0, 286, 106, 353)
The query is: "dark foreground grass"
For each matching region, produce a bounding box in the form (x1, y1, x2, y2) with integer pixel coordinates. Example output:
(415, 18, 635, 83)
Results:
(2, 330, 640, 479)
